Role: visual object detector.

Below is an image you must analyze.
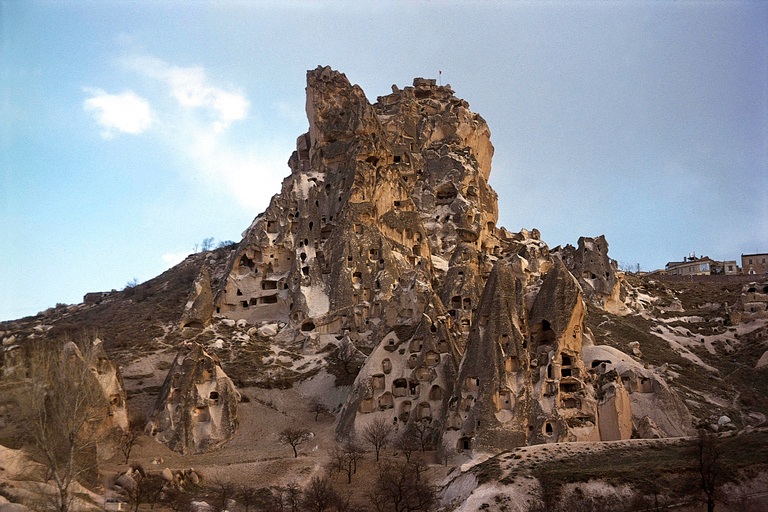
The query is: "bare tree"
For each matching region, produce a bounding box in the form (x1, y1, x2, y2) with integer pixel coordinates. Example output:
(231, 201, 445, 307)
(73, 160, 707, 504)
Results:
(164, 487, 192, 512)
(363, 417, 395, 461)
(693, 429, 723, 512)
(236, 485, 272, 512)
(330, 441, 365, 484)
(302, 477, 342, 512)
(128, 469, 164, 512)
(309, 397, 329, 422)
(395, 432, 418, 463)
(209, 479, 237, 512)
(11, 339, 109, 512)
(280, 481, 303, 512)
(279, 427, 312, 458)
(201, 237, 215, 252)
(366, 460, 436, 512)
(410, 419, 435, 452)
(118, 415, 146, 464)
(330, 338, 358, 375)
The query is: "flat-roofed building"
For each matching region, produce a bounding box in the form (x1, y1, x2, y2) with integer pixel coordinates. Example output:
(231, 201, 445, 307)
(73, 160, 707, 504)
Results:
(742, 253, 768, 275)
(665, 256, 713, 276)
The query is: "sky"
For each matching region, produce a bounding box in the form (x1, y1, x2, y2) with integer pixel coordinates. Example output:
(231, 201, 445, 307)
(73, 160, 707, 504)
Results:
(2, 1, 767, 321)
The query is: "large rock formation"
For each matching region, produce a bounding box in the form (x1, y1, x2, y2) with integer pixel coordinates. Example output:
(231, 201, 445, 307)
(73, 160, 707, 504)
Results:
(208, 66, 691, 455)
(84, 339, 129, 434)
(179, 268, 215, 329)
(146, 342, 240, 454)
(558, 235, 628, 314)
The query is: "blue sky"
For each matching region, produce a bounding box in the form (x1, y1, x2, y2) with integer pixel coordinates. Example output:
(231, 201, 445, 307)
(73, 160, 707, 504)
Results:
(2, 1, 767, 321)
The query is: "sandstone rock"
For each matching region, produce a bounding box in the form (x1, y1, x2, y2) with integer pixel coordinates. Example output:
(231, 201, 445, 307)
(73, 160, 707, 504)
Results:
(85, 339, 130, 452)
(146, 342, 240, 454)
(161, 467, 174, 482)
(597, 376, 633, 441)
(559, 235, 621, 311)
(582, 345, 693, 438)
(717, 415, 731, 426)
(257, 323, 279, 337)
(180, 268, 214, 329)
(756, 350, 768, 369)
(635, 415, 665, 439)
(203, 66, 692, 455)
(731, 282, 768, 323)
(0, 504, 32, 512)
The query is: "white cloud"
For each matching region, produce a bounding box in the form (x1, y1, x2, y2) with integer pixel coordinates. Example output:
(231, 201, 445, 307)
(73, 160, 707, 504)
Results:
(83, 89, 153, 139)
(185, 131, 289, 210)
(86, 53, 288, 212)
(125, 55, 249, 131)
(161, 251, 191, 266)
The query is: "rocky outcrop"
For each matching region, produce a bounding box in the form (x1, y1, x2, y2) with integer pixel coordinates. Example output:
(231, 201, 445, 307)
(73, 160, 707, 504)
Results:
(179, 268, 215, 329)
(85, 339, 129, 434)
(559, 235, 627, 314)
(146, 342, 240, 454)
(730, 282, 768, 324)
(595, 371, 633, 441)
(209, 66, 690, 454)
(581, 345, 693, 438)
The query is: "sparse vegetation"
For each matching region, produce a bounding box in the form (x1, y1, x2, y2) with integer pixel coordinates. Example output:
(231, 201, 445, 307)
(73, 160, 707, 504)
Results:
(118, 415, 146, 464)
(10, 338, 109, 512)
(279, 427, 312, 458)
(362, 417, 395, 461)
(366, 459, 436, 512)
(309, 397, 330, 422)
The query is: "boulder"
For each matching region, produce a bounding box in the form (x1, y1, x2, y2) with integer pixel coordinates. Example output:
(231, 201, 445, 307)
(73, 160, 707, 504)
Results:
(257, 323, 279, 337)
(635, 415, 665, 439)
(756, 350, 768, 369)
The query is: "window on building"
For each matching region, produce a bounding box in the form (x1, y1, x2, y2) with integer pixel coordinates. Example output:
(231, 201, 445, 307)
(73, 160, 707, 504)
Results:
(749, 259, 753, 264)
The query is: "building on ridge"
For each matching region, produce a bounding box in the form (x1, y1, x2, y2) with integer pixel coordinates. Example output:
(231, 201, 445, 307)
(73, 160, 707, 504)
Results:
(742, 253, 768, 275)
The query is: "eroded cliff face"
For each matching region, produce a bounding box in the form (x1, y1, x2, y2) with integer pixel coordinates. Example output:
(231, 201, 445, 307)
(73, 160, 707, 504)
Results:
(146, 342, 240, 455)
(209, 66, 691, 455)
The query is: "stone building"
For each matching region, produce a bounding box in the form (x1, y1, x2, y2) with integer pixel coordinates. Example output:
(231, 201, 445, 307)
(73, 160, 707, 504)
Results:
(665, 256, 714, 276)
(742, 253, 768, 275)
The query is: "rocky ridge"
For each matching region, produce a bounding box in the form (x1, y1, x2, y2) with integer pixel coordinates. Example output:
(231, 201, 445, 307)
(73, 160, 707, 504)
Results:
(202, 66, 692, 456)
